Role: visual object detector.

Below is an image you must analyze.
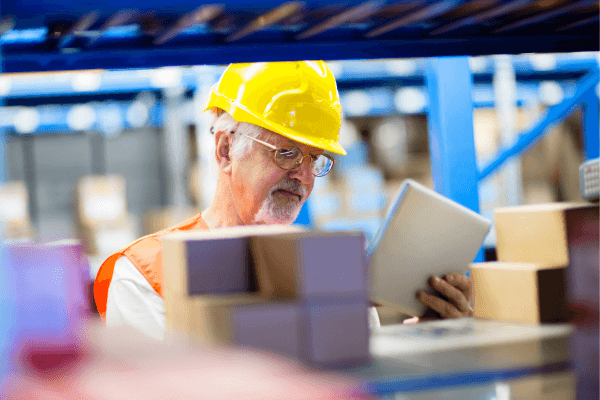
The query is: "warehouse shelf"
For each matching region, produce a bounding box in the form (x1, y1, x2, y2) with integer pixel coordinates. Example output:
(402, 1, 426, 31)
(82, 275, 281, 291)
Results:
(0, 79, 587, 135)
(0, 54, 597, 99)
(0, 0, 598, 72)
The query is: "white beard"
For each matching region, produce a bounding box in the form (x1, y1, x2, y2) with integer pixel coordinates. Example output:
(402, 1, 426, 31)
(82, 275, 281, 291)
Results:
(252, 178, 307, 225)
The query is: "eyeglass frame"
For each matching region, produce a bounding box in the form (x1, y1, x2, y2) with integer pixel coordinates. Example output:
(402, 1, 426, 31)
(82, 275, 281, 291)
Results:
(233, 131, 335, 177)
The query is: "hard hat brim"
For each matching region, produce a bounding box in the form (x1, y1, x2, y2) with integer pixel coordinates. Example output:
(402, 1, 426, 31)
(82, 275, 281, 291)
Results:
(203, 86, 347, 156)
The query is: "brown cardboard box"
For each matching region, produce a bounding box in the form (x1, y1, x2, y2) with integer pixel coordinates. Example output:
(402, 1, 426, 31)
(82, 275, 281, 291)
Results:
(471, 262, 569, 324)
(143, 206, 200, 235)
(164, 293, 265, 342)
(5, 220, 36, 240)
(494, 202, 598, 268)
(188, 162, 202, 206)
(301, 301, 370, 366)
(509, 372, 576, 400)
(0, 181, 29, 224)
(162, 225, 305, 297)
(0, 181, 35, 239)
(76, 174, 127, 227)
(79, 214, 137, 256)
(250, 230, 367, 300)
(164, 294, 370, 366)
(473, 108, 500, 159)
(523, 181, 557, 205)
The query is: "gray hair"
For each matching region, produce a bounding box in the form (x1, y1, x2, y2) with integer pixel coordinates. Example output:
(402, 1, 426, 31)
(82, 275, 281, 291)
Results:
(211, 111, 278, 159)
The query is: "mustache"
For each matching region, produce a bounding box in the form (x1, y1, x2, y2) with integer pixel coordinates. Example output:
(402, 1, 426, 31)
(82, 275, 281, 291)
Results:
(270, 177, 307, 200)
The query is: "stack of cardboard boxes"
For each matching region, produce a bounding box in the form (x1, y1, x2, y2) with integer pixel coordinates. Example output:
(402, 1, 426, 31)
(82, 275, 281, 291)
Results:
(162, 226, 371, 367)
(0, 181, 35, 240)
(471, 202, 599, 399)
(75, 174, 138, 257)
(471, 202, 598, 324)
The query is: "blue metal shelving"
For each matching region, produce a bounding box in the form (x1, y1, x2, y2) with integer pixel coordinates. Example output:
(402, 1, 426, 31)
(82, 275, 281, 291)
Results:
(0, 0, 598, 72)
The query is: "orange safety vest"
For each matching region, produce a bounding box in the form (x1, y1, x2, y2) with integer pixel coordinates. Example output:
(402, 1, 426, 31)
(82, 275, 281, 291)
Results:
(94, 213, 209, 322)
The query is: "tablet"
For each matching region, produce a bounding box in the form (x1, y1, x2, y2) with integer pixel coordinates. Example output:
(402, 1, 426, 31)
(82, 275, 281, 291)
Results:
(366, 179, 492, 317)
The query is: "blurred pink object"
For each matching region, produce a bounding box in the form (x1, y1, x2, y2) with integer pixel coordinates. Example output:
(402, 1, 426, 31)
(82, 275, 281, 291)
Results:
(7, 241, 89, 377)
(3, 321, 373, 400)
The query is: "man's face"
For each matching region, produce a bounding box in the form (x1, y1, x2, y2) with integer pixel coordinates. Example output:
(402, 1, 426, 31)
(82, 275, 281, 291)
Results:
(229, 131, 321, 225)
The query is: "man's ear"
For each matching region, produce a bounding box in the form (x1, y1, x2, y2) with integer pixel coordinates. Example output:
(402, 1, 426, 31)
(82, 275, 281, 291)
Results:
(214, 128, 233, 174)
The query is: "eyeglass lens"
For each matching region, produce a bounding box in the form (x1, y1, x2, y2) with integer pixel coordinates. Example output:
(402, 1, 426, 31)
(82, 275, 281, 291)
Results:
(275, 147, 333, 176)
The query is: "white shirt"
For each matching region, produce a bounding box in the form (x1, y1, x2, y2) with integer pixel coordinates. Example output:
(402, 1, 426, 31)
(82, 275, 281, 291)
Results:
(106, 256, 381, 340)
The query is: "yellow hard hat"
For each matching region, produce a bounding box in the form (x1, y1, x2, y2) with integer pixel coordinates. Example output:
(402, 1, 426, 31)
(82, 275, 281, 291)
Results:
(203, 61, 346, 155)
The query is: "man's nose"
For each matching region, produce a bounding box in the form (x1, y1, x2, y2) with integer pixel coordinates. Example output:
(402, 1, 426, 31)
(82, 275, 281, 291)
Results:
(289, 156, 313, 185)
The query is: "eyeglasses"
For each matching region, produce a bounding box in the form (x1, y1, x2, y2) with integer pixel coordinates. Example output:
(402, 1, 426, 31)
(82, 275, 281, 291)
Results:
(238, 133, 335, 177)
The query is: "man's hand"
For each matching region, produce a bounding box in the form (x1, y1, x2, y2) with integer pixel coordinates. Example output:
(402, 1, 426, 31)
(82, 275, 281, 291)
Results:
(415, 274, 473, 320)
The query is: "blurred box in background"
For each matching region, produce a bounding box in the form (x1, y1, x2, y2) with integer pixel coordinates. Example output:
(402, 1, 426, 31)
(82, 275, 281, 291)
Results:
(74, 174, 138, 257)
(75, 174, 127, 227)
(188, 162, 202, 207)
(0, 181, 35, 240)
(79, 214, 138, 256)
(143, 206, 200, 235)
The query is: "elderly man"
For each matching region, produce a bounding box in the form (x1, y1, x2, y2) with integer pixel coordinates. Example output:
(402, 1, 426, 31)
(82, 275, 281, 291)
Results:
(94, 61, 473, 340)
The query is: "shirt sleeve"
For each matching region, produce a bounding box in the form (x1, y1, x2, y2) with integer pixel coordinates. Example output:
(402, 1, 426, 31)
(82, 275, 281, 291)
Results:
(105, 255, 166, 340)
(368, 307, 381, 330)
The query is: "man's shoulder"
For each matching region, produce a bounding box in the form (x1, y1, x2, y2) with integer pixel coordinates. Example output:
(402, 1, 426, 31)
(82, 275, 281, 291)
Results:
(123, 214, 208, 263)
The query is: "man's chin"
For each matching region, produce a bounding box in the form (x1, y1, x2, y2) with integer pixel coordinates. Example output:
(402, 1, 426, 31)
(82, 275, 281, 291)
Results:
(272, 190, 302, 205)
(253, 209, 301, 225)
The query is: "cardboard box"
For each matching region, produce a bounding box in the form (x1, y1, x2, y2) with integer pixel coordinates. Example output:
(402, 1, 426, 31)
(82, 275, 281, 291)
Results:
(143, 206, 201, 235)
(471, 262, 569, 324)
(164, 234, 255, 296)
(162, 225, 305, 297)
(494, 202, 599, 268)
(509, 372, 576, 400)
(250, 231, 368, 301)
(301, 301, 370, 366)
(523, 181, 557, 205)
(0, 181, 29, 224)
(79, 214, 138, 256)
(164, 294, 301, 359)
(188, 162, 202, 206)
(165, 294, 369, 365)
(212, 299, 301, 358)
(76, 174, 127, 227)
(164, 293, 265, 342)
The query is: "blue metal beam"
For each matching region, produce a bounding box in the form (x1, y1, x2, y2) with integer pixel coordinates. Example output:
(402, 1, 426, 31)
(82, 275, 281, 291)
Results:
(430, 0, 535, 35)
(227, 2, 303, 42)
(582, 90, 599, 160)
(494, 0, 598, 34)
(2, 34, 597, 73)
(366, 0, 461, 38)
(2, 56, 598, 99)
(426, 56, 480, 213)
(479, 68, 600, 180)
(297, 1, 383, 40)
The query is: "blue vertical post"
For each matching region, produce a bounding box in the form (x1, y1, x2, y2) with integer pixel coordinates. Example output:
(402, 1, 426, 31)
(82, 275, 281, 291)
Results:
(582, 90, 599, 160)
(426, 57, 484, 262)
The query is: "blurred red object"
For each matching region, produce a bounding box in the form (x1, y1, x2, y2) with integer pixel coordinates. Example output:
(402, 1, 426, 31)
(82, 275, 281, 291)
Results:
(6, 242, 89, 378)
(3, 321, 373, 400)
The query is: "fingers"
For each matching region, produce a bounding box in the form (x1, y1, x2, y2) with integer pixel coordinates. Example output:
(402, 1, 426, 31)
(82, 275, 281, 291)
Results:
(417, 291, 462, 319)
(443, 274, 472, 301)
(430, 276, 472, 315)
(403, 316, 419, 325)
